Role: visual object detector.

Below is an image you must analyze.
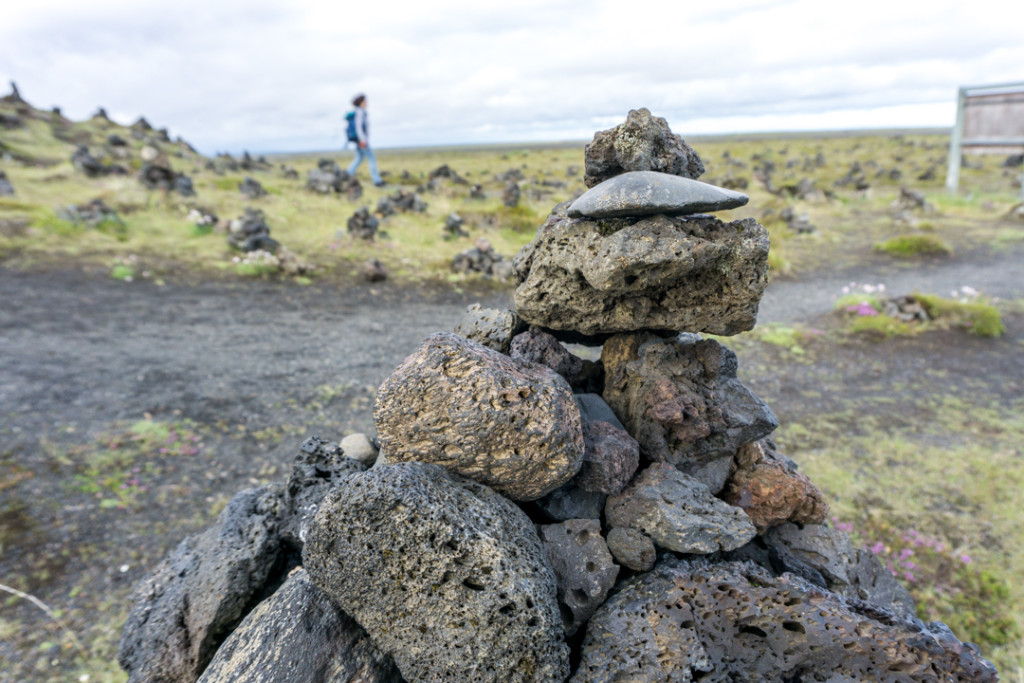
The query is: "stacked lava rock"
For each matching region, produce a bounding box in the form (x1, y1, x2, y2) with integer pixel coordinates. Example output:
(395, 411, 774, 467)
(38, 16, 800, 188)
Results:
(118, 109, 998, 683)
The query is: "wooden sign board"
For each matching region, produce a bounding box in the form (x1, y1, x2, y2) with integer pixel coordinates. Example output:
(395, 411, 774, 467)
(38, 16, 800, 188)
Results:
(946, 82, 1024, 197)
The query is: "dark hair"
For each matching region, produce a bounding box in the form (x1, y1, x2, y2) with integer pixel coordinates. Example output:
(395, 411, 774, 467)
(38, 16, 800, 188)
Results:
(352, 94, 366, 107)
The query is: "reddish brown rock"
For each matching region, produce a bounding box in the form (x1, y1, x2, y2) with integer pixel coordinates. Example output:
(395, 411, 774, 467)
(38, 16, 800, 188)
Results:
(601, 334, 778, 468)
(722, 439, 829, 533)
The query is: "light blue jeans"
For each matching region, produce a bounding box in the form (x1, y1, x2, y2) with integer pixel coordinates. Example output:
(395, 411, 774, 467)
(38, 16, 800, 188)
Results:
(348, 146, 382, 184)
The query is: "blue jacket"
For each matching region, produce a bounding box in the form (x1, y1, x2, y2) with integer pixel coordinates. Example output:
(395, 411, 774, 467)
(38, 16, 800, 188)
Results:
(353, 107, 368, 145)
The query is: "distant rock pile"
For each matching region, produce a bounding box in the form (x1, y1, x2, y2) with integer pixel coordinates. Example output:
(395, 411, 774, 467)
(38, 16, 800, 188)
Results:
(227, 207, 279, 252)
(57, 198, 124, 230)
(306, 158, 363, 199)
(452, 237, 514, 281)
(0, 170, 13, 196)
(239, 176, 267, 199)
(347, 206, 381, 240)
(119, 110, 998, 683)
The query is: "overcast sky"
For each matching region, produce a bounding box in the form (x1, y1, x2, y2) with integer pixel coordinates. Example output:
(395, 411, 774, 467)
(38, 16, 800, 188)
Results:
(2, 0, 1022, 154)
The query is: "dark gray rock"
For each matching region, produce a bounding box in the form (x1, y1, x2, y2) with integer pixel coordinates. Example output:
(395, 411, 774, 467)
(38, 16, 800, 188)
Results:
(513, 213, 770, 341)
(536, 482, 606, 521)
(605, 462, 755, 554)
(306, 159, 363, 198)
(140, 162, 193, 196)
(0, 170, 15, 196)
(574, 393, 625, 431)
(453, 237, 514, 280)
(389, 188, 427, 212)
(303, 462, 569, 683)
(239, 176, 267, 198)
(539, 519, 619, 635)
(453, 304, 526, 355)
(605, 526, 656, 572)
(567, 171, 748, 219)
(347, 206, 380, 240)
(118, 486, 285, 683)
(443, 211, 468, 239)
(57, 198, 124, 230)
(572, 557, 998, 682)
(584, 108, 704, 188)
(374, 332, 584, 501)
(575, 420, 639, 495)
(511, 328, 582, 379)
(228, 208, 279, 253)
(503, 180, 521, 207)
(764, 522, 916, 619)
(71, 145, 106, 177)
(677, 454, 734, 495)
(601, 334, 778, 467)
(280, 436, 366, 551)
(197, 568, 400, 683)
(363, 258, 387, 281)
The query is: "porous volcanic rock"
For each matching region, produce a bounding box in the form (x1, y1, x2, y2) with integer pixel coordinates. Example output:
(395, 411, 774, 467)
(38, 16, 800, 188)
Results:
(280, 436, 366, 550)
(584, 108, 705, 188)
(762, 522, 916, 618)
(572, 557, 997, 682)
(601, 334, 778, 468)
(509, 328, 599, 390)
(0, 170, 13, 196)
(513, 213, 770, 341)
(575, 419, 639, 495)
(197, 568, 400, 683)
(605, 462, 755, 554)
(539, 519, 619, 635)
(536, 483, 606, 522)
(721, 438, 828, 532)
(303, 462, 570, 683)
(605, 526, 656, 572)
(453, 304, 526, 355)
(117, 486, 285, 683)
(568, 171, 748, 219)
(374, 332, 584, 500)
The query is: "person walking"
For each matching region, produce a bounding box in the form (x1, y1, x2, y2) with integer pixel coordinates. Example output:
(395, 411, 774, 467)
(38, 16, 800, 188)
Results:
(346, 94, 384, 187)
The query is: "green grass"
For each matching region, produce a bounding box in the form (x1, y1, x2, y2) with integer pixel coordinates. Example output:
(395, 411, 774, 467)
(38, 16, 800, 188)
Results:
(916, 293, 1005, 337)
(4, 100, 1024, 283)
(874, 233, 953, 257)
(780, 397, 1024, 671)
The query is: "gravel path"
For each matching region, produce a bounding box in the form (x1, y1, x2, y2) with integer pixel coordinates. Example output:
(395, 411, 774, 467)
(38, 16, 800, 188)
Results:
(758, 245, 1024, 325)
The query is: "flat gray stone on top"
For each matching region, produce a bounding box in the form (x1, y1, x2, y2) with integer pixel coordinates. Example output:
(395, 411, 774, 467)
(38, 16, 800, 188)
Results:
(568, 171, 748, 219)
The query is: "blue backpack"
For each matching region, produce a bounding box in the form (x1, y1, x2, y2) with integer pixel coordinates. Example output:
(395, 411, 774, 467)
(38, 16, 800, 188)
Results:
(345, 111, 359, 142)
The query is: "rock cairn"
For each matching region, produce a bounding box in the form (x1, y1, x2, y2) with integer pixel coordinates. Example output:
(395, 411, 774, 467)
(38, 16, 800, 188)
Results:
(119, 110, 998, 683)
(0, 169, 14, 196)
(239, 176, 267, 199)
(307, 158, 363, 199)
(227, 208, 279, 252)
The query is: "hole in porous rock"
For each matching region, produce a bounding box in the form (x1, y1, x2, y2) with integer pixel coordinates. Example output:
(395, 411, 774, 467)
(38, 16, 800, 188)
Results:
(526, 597, 534, 609)
(570, 588, 590, 603)
(440, 570, 454, 584)
(499, 602, 516, 616)
(462, 577, 486, 591)
(576, 529, 591, 545)
(782, 620, 805, 634)
(624, 274, 637, 286)
(585, 561, 596, 572)
(738, 625, 768, 638)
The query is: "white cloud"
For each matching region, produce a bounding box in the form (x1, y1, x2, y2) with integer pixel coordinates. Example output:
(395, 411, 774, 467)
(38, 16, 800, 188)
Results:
(1, 0, 1021, 153)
